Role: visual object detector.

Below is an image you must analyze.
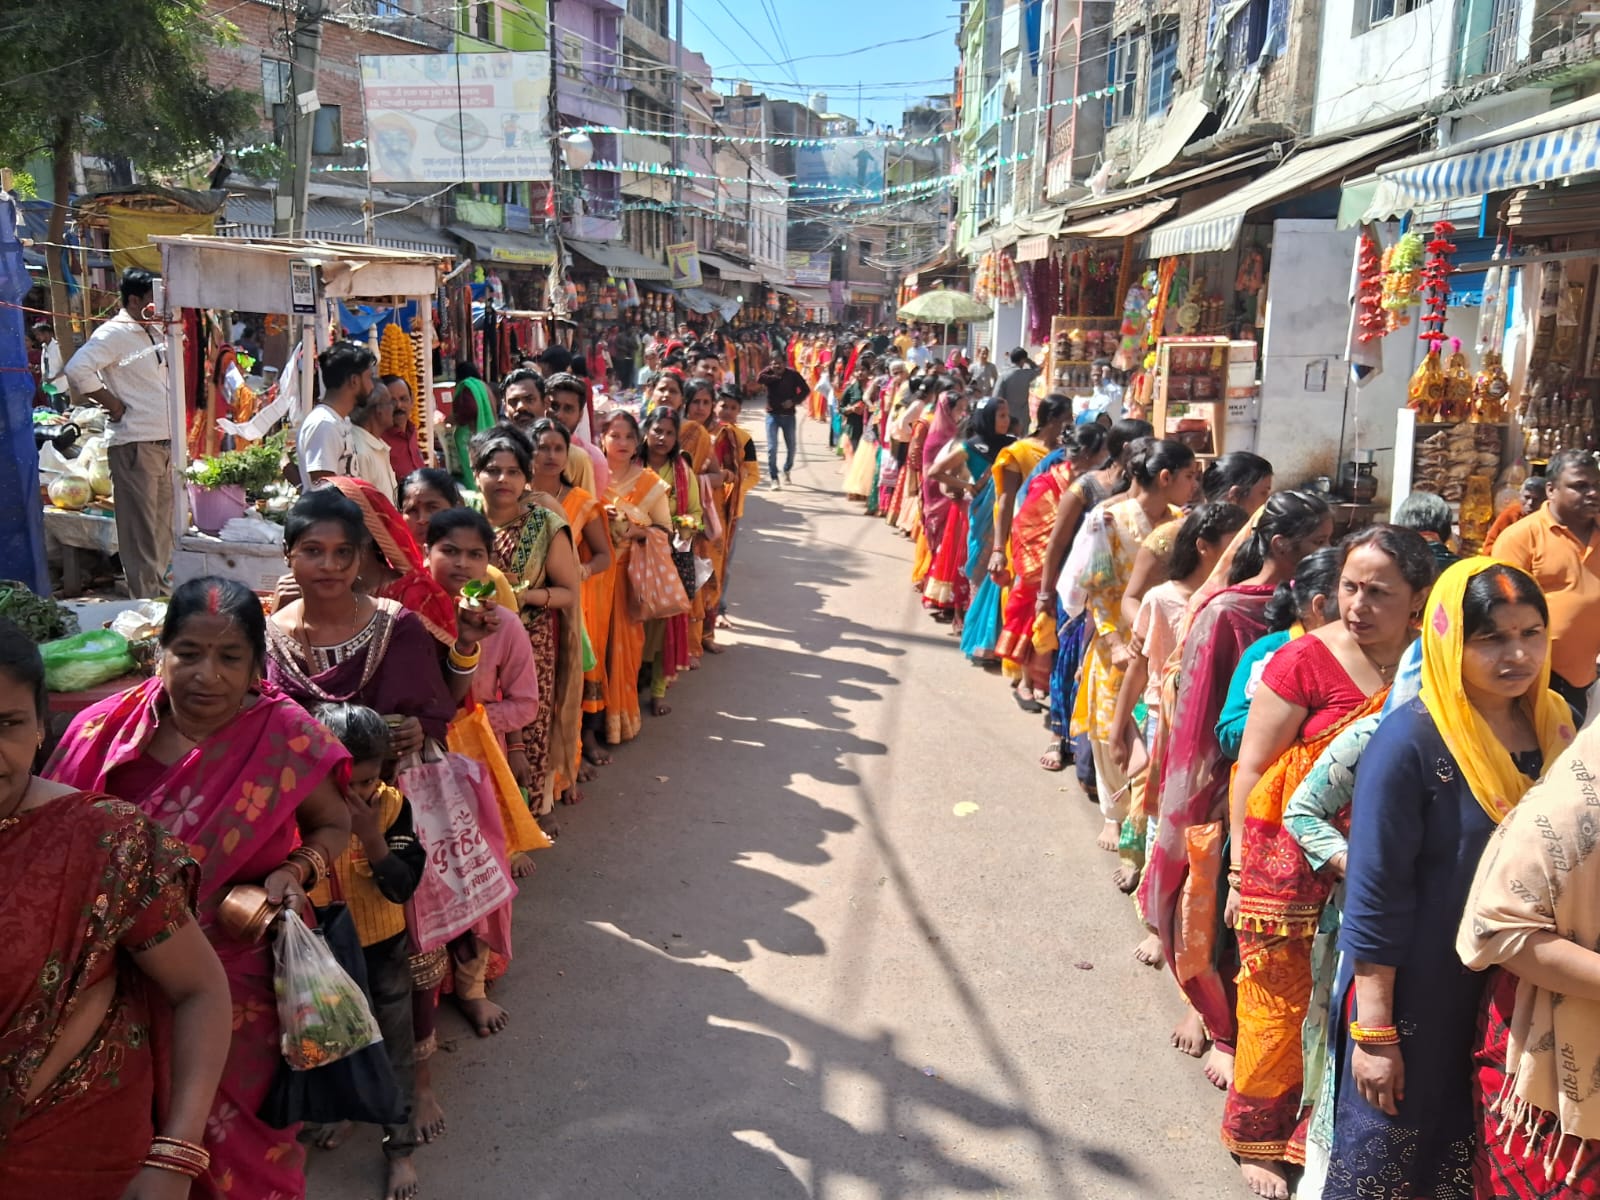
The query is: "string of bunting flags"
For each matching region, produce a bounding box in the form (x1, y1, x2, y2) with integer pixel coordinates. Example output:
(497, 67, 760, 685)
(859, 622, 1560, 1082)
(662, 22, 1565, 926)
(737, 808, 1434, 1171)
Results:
(558, 83, 1124, 148)
(585, 152, 1035, 202)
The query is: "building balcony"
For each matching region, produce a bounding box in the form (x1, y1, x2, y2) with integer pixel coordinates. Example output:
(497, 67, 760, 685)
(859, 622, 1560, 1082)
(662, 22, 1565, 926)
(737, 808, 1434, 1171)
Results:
(622, 14, 671, 65)
(979, 82, 1005, 138)
(619, 132, 671, 167)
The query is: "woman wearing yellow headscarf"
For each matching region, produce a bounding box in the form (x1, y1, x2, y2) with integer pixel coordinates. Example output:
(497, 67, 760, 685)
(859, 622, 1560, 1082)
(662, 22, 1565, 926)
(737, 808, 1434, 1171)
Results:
(1321, 559, 1573, 1200)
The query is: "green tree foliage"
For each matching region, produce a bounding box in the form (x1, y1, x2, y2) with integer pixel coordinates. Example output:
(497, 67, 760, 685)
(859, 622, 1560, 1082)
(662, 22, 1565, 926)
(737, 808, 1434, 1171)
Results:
(0, 0, 258, 340)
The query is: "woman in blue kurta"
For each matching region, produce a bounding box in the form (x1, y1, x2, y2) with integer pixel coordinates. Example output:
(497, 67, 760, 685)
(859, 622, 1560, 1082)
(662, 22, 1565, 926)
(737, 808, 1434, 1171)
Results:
(1324, 560, 1574, 1200)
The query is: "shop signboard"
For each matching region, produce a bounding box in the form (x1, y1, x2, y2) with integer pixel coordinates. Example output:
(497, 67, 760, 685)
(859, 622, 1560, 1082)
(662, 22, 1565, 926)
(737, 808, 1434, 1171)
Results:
(795, 138, 885, 196)
(667, 241, 702, 289)
(786, 250, 831, 286)
(504, 203, 531, 232)
(360, 52, 551, 184)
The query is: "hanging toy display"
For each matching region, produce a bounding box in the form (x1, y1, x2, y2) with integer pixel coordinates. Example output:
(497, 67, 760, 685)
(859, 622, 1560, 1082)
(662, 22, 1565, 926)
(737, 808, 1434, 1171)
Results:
(995, 252, 1020, 305)
(1354, 228, 1387, 343)
(1380, 229, 1425, 328)
(1114, 276, 1151, 372)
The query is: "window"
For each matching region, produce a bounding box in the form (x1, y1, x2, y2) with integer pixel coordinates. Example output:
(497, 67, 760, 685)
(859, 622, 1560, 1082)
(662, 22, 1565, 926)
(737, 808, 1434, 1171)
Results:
(561, 31, 583, 77)
(1105, 34, 1138, 125)
(1366, 0, 1426, 26)
(1224, 0, 1268, 69)
(1147, 22, 1180, 117)
(261, 58, 292, 106)
(858, 240, 871, 266)
(474, 0, 492, 41)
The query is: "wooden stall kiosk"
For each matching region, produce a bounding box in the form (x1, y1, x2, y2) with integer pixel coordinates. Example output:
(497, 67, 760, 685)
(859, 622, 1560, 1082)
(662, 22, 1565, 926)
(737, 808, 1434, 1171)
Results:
(152, 235, 450, 588)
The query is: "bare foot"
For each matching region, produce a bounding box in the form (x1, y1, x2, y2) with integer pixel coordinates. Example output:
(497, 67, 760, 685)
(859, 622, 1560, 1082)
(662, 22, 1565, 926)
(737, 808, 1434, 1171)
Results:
(1133, 932, 1163, 968)
(385, 1155, 419, 1200)
(1204, 1045, 1236, 1091)
(560, 785, 585, 806)
(510, 851, 536, 879)
(577, 762, 596, 783)
(651, 697, 672, 717)
(703, 638, 726, 654)
(455, 995, 509, 1038)
(307, 1120, 353, 1150)
(413, 1078, 446, 1143)
(1171, 1010, 1209, 1058)
(1039, 740, 1065, 772)
(537, 814, 560, 840)
(1112, 865, 1142, 894)
(1096, 819, 1121, 853)
(582, 736, 613, 767)
(1239, 1160, 1290, 1199)
(716, 612, 733, 629)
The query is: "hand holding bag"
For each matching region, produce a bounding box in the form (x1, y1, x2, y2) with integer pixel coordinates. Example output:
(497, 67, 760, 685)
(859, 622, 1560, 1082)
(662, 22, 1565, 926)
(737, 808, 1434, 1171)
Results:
(627, 526, 690, 620)
(258, 903, 406, 1128)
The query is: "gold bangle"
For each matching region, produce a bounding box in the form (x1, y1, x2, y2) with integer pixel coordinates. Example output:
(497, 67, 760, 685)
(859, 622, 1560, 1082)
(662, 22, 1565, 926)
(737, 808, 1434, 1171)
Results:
(448, 644, 482, 671)
(1349, 1021, 1401, 1046)
(143, 1156, 203, 1179)
(150, 1136, 210, 1165)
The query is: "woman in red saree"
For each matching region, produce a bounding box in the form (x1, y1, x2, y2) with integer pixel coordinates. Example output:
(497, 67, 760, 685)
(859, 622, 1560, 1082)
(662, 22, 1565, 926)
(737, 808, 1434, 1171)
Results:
(47, 578, 352, 1200)
(2, 621, 232, 1200)
(1139, 492, 1332, 1090)
(1222, 525, 1434, 1199)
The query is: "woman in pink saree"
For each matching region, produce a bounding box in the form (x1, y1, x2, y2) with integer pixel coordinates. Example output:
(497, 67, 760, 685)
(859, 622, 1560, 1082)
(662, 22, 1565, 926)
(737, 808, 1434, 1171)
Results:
(1139, 492, 1330, 1090)
(48, 577, 351, 1200)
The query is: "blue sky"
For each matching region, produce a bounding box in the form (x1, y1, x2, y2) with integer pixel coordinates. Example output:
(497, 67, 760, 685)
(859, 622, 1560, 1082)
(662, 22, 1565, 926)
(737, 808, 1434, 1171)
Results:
(680, 0, 962, 131)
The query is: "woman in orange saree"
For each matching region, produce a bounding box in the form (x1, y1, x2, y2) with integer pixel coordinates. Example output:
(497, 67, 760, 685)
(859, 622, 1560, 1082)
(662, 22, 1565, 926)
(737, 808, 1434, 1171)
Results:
(1222, 525, 1435, 1199)
(600, 410, 673, 744)
(679, 379, 721, 665)
(527, 418, 612, 799)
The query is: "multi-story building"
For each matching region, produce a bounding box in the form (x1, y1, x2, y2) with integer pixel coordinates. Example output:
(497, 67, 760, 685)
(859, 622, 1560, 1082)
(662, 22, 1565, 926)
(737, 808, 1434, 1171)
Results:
(550, 0, 625, 243)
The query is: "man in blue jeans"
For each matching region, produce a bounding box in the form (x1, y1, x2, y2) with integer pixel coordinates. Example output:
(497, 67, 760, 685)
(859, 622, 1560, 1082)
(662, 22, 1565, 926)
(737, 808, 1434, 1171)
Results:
(757, 363, 808, 490)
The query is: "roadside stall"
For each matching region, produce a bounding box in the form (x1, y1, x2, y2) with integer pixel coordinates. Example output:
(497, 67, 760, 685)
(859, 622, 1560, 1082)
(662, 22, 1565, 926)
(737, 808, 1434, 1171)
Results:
(152, 235, 451, 589)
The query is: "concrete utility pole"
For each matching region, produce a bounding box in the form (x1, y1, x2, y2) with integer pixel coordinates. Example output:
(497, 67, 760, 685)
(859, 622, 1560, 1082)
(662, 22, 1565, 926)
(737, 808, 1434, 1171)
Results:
(275, 0, 327, 237)
(671, 0, 685, 244)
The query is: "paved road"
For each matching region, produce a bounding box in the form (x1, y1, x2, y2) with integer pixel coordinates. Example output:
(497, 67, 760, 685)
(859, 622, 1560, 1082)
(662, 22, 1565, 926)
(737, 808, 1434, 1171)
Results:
(310, 411, 1240, 1200)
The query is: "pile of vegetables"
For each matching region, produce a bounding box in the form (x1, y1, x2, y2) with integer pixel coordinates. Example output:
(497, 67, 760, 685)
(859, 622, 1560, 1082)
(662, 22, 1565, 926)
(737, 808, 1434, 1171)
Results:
(187, 433, 287, 494)
(0, 582, 78, 642)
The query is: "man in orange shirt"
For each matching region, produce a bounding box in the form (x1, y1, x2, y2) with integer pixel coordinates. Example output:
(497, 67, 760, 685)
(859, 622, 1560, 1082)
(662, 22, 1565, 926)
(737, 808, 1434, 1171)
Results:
(1481, 474, 1546, 555)
(1494, 449, 1600, 721)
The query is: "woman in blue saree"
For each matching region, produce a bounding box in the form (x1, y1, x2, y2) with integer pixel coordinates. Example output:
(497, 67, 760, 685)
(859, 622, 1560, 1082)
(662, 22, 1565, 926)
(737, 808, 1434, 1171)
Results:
(955, 397, 1018, 666)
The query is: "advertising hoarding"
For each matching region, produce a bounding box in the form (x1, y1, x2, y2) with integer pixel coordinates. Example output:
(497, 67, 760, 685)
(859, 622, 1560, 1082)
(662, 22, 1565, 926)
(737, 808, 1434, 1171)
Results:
(360, 52, 551, 184)
(794, 139, 885, 195)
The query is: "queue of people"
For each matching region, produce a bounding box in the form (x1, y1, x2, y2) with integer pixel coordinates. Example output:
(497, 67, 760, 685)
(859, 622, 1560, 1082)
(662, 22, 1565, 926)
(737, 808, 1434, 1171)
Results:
(826, 354, 1600, 1200)
(1, 334, 764, 1199)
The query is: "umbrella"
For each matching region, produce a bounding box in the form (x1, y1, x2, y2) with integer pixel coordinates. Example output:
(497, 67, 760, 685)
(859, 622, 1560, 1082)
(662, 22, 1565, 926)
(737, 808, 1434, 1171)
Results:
(897, 289, 993, 323)
(897, 288, 993, 360)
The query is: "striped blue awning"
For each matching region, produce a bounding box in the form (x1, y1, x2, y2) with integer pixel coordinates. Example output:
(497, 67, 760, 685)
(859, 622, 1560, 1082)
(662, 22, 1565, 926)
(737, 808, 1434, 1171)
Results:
(1368, 94, 1600, 213)
(1381, 119, 1600, 206)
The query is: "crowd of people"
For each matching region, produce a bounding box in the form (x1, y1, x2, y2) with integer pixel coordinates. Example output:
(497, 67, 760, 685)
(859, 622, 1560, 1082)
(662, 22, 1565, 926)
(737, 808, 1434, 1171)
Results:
(2, 331, 763, 1199)
(808, 329, 1600, 1200)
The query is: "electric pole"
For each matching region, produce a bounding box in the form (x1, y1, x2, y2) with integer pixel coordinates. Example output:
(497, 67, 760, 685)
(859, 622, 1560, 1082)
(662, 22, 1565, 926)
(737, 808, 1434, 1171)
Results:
(671, 0, 685, 245)
(275, 0, 327, 237)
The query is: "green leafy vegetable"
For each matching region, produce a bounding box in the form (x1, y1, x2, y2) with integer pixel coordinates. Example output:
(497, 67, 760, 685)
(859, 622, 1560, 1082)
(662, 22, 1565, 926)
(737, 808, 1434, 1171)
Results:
(187, 433, 286, 494)
(0, 582, 79, 642)
(460, 579, 497, 604)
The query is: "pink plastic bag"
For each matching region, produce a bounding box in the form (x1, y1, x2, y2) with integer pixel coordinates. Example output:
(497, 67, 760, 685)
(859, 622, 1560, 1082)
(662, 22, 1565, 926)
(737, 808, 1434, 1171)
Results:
(399, 748, 517, 954)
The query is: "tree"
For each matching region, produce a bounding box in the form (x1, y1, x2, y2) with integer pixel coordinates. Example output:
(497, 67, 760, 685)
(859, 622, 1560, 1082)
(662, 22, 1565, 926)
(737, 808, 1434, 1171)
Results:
(0, 0, 257, 345)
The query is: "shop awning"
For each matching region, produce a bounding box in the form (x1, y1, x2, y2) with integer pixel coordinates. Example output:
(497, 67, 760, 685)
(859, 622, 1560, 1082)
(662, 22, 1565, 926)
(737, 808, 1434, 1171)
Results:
(1060, 198, 1177, 239)
(772, 284, 832, 306)
(1127, 92, 1212, 182)
(1147, 123, 1423, 259)
(447, 225, 556, 266)
(224, 192, 457, 254)
(1368, 93, 1600, 211)
(564, 237, 672, 281)
(1062, 148, 1274, 219)
(696, 250, 761, 282)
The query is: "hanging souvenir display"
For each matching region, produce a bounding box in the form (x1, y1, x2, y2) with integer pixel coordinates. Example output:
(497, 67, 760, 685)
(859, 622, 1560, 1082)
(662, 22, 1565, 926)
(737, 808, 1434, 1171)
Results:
(1476, 238, 1509, 355)
(1235, 246, 1266, 295)
(1408, 348, 1446, 421)
(1354, 228, 1386, 343)
(1380, 229, 1425, 328)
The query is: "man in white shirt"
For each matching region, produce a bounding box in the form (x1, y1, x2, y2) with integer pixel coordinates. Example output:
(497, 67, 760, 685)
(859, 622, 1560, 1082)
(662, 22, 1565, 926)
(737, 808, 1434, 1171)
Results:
(298, 340, 376, 485)
(63, 269, 173, 597)
(30, 322, 64, 405)
(348, 382, 399, 499)
(905, 331, 932, 369)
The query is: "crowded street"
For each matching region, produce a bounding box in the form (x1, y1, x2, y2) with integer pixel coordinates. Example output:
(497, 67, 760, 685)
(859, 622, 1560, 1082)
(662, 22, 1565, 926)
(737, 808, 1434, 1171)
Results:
(305, 411, 1241, 1200)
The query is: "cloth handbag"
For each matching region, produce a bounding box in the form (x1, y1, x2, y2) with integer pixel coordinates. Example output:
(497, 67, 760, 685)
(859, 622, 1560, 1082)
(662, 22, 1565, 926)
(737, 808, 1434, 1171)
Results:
(627, 527, 690, 620)
(671, 534, 699, 599)
(399, 743, 518, 954)
(258, 903, 407, 1128)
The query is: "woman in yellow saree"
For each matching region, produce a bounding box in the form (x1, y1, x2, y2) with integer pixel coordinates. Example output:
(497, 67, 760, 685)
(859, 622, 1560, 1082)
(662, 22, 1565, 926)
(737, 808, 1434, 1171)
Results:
(527, 417, 613, 798)
(680, 379, 722, 665)
(600, 410, 672, 744)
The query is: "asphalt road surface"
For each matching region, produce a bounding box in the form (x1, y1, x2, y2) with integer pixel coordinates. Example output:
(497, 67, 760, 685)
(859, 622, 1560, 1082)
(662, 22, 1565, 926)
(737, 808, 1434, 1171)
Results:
(309, 409, 1240, 1200)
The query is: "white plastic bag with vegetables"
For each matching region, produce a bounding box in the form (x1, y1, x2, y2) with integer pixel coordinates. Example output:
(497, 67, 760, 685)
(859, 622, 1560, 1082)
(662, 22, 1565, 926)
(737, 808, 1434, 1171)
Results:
(272, 909, 382, 1069)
